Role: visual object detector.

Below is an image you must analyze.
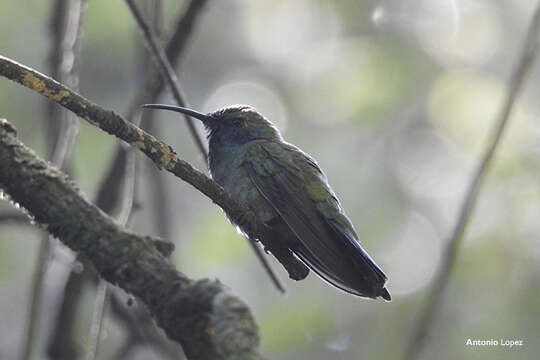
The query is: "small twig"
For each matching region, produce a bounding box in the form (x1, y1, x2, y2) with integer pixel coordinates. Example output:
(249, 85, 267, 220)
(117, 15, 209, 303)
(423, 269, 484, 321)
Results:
(132, 0, 208, 241)
(51, 0, 87, 169)
(86, 281, 109, 360)
(109, 292, 184, 360)
(44, 0, 68, 150)
(125, 0, 207, 161)
(125, 0, 286, 292)
(404, 4, 540, 360)
(47, 259, 93, 360)
(0, 119, 261, 360)
(20, 1, 87, 359)
(125, 0, 209, 122)
(86, 140, 136, 360)
(0, 211, 31, 224)
(248, 241, 286, 293)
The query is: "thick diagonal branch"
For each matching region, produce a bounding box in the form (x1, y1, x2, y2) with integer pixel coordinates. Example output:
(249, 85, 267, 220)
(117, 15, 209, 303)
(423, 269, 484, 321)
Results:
(0, 55, 309, 280)
(0, 119, 261, 360)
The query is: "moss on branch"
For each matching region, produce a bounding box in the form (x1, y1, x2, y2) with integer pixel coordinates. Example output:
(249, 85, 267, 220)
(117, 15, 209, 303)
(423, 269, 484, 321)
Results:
(0, 119, 261, 360)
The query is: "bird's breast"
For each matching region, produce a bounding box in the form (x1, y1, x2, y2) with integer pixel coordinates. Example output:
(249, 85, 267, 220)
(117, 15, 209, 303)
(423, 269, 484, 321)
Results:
(209, 147, 278, 226)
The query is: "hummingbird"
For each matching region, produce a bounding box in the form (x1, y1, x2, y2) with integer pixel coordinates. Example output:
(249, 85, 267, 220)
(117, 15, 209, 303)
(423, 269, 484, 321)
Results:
(143, 104, 391, 301)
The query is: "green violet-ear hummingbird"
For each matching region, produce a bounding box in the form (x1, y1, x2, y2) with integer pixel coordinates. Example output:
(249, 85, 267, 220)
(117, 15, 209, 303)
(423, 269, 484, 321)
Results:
(143, 103, 391, 301)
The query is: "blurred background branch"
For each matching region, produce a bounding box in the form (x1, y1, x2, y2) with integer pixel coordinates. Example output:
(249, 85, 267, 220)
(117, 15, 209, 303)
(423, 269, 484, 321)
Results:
(20, 1, 88, 359)
(404, 3, 540, 360)
(0, 212, 31, 224)
(125, 0, 207, 161)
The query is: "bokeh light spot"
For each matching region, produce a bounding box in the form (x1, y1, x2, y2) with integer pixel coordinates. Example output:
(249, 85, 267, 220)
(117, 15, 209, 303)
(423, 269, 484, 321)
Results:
(381, 212, 442, 296)
(202, 80, 288, 131)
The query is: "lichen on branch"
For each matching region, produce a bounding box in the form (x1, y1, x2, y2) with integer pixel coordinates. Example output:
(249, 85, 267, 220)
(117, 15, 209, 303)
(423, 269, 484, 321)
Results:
(0, 118, 261, 360)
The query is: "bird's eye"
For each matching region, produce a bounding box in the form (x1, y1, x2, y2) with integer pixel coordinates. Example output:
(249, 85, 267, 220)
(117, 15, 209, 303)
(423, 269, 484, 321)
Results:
(233, 118, 242, 126)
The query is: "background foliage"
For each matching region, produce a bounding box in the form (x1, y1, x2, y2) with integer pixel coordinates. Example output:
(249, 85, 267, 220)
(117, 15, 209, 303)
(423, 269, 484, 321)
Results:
(1, 0, 539, 359)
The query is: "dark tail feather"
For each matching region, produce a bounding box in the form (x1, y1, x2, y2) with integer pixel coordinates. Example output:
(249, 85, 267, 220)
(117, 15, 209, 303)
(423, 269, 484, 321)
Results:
(294, 246, 390, 300)
(379, 287, 391, 301)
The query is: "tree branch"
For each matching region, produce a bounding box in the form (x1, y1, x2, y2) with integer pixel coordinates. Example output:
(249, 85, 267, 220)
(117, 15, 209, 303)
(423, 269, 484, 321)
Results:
(0, 119, 261, 360)
(124, 0, 210, 123)
(125, 0, 207, 161)
(404, 3, 540, 360)
(0, 54, 309, 281)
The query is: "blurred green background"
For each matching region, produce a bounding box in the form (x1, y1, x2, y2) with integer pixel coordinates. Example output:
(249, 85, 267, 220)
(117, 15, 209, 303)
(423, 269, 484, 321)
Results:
(1, 0, 540, 359)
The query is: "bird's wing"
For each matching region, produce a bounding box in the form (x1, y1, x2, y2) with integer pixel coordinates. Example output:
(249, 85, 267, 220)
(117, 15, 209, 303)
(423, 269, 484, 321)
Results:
(243, 140, 388, 299)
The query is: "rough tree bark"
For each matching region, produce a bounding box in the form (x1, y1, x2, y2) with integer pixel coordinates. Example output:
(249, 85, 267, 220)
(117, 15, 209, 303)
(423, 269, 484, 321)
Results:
(0, 119, 262, 360)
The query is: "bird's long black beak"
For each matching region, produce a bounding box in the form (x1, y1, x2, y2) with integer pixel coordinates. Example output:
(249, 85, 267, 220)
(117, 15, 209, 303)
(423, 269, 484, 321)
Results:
(142, 104, 213, 123)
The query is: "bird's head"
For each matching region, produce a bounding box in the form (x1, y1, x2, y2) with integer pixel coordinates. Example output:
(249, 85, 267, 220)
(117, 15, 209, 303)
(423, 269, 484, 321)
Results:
(142, 104, 283, 147)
